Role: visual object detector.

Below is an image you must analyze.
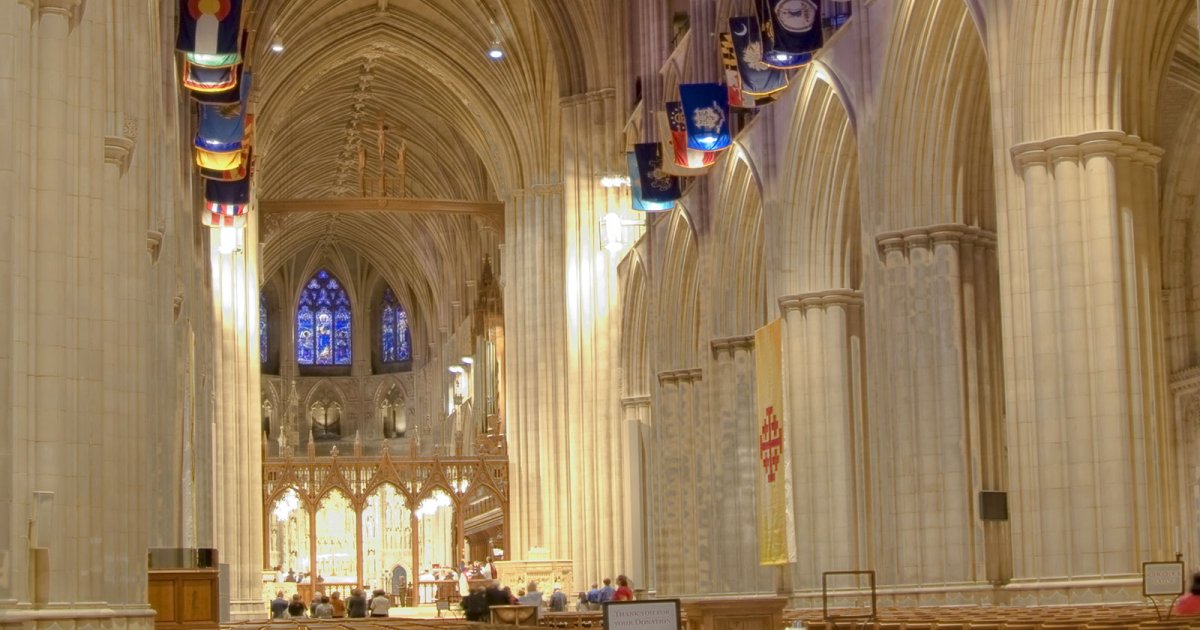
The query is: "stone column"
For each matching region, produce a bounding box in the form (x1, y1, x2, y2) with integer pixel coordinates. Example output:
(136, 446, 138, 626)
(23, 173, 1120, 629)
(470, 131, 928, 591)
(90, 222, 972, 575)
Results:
(0, 0, 36, 608)
(864, 223, 1005, 594)
(652, 368, 704, 595)
(620, 396, 652, 589)
(211, 225, 265, 619)
(777, 290, 870, 594)
(504, 183, 569, 560)
(1005, 131, 1167, 591)
(708, 337, 775, 595)
(29, 0, 85, 603)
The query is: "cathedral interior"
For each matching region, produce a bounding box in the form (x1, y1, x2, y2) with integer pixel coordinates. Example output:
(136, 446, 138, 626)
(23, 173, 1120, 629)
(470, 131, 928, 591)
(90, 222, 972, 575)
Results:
(4, 0, 1200, 628)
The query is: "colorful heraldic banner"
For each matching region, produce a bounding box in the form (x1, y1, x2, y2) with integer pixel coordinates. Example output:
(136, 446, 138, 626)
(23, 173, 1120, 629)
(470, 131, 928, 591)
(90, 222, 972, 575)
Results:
(176, 0, 244, 55)
(730, 16, 789, 96)
(678, 83, 732, 152)
(763, 0, 823, 55)
(627, 152, 675, 212)
(754, 319, 796, 565)
(633, 143, 683, 205)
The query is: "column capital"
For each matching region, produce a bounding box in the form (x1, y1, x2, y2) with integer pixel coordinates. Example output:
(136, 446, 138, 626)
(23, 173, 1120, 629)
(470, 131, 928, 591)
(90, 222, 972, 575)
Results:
(874, 223, 996, 261)
(1010, 130, 1163, 170)
(620, 395, 652, 409)
(37, 0, 80, 18)
(103, 135, 135, 173)
(778, 289, 863, 314)
(709, 334, 754, 356)
(656, 368, 703, 384)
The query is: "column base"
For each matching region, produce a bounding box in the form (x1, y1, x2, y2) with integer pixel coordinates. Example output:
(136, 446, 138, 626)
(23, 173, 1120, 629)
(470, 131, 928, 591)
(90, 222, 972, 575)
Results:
(0, 603, 156, 630)
(229, 598, 267, 621)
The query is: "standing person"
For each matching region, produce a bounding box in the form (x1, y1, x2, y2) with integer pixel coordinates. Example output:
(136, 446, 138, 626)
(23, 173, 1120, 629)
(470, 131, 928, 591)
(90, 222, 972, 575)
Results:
(270, 591, 289, 619)
(346, 588, 368, 618)
(330, 591, 346, 618)
(598, 578, 615, 603)
(286, 594, 307, 618)
(369, 588, 391, 618)
(586, 583, 601, 610)
(613, 576, 634, 602)
(549, 585, 567, 612)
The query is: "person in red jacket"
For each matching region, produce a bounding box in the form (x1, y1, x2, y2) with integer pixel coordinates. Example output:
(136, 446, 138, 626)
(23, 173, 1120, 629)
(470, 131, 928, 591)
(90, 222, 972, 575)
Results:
(613, 575, 634, 602)
(1175, 573, 1200, 616)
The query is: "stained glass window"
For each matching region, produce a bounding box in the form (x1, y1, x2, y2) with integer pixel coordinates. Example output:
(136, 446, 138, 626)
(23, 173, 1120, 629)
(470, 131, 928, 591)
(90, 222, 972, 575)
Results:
(381, 288, 411, 363)
(296, 269, 352, 366)
(259, 293, 268, 365)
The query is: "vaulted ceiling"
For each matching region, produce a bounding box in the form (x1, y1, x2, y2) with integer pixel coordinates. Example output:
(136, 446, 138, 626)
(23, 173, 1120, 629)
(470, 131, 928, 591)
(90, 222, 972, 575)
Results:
(246, 0, 607, 339)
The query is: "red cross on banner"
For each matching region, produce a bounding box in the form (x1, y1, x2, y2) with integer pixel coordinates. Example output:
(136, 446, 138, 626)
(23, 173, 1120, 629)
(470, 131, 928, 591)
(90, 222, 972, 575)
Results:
(754, 318, 796, 565)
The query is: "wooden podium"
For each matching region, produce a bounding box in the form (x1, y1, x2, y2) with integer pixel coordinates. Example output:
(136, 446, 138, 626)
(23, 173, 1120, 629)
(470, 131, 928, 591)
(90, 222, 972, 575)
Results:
(148, 548, 220, 629)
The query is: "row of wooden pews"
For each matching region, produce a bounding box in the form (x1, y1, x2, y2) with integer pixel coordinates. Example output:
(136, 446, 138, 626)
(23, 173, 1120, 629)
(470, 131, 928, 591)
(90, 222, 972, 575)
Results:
(783, 604, 1188, 630)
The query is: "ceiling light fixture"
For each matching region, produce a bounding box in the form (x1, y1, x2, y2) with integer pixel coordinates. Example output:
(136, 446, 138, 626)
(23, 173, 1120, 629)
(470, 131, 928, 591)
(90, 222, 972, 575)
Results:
(487, 41, 504, 60)
(600, 175, 631, 188)
(271, 39, 285, 53)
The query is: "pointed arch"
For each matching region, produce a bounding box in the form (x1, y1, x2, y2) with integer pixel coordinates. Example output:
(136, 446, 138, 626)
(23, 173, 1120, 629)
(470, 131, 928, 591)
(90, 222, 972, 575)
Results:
(655, 209, 702, 370)
(708, 153, 767, 339)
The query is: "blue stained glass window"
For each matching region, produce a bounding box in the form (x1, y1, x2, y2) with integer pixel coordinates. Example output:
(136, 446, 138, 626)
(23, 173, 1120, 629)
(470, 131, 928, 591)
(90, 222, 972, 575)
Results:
(296, 269, 352, 366)
(380, 288, 412, 363)
(259, 294, 268, 364)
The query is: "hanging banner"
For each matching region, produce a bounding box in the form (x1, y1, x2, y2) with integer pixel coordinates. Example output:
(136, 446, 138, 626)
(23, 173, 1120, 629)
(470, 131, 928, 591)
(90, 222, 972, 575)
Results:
(755, 319, 796, 566)
(202, 212, 247, 228)
(730, 16, 790, 96)
(718, 32, 753, 109)
(678, 83, 732, 152)
(633, 143, 683, 205)
(627, 152, 675, 212)
(205, 200, 248, 217)
(658, 103, 716, 176)
(196, 72, 251, 153)
(200, 148, 250, 180)
(205, 176, 250, 206)
(761, 0, 823, 56)
(195, 146, 245, 171)
(176, 0, 244, 56)
(183, 61, 238, 93)
(186, 51, 241, 68)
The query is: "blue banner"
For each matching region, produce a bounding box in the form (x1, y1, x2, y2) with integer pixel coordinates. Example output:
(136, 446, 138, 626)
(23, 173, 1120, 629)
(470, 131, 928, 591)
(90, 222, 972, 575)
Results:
(730, 16, 789, 96)
(176, 0, 244, 55)
(634, 143, 683, 205)
(205, 176, 250, 206)
(678, 83, 732, 152)
(628, 151, 676, 212)
(760, 0, 823, 57)
(196, 72, 251, 153)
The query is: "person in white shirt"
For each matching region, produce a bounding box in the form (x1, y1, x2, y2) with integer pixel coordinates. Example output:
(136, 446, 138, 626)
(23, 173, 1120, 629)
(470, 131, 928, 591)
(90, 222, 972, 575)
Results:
(369, 589, 391, 618)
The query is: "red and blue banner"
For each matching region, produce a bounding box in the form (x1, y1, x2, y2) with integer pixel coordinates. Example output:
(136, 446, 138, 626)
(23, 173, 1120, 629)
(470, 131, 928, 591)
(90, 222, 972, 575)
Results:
(662, 102, 717, 175)
(183, 61, 238, 93)
(678, 83, 732, 152)
(176, 0, 244, 56)
(205, 176, 250, 208)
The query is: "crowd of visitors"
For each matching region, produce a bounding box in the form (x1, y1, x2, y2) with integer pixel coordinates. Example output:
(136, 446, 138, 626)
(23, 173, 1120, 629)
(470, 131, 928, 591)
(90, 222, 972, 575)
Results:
(269, 587, 379, 620)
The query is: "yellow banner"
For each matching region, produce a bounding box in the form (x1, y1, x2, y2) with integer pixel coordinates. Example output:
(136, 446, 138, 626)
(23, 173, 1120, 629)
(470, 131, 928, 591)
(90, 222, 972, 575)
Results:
(755, 319, 795, 565)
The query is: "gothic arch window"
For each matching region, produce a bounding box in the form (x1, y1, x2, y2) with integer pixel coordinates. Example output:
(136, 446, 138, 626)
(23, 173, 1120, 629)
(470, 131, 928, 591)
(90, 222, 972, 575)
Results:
(380, 287, 412, 363)
(297, 269, 352, 366)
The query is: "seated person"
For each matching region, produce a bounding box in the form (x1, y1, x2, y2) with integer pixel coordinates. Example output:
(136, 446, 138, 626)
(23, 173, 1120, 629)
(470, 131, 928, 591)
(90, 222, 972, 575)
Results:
(1176, 572, 1200, 616)
(461, 587, 490, 622)
(518, 581, 544, 608)
(286, 594, 306, 618)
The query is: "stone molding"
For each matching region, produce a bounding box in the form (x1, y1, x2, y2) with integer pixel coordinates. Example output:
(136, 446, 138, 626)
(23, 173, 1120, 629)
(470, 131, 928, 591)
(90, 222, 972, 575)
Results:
(657, 368, 703, 384)
(709, 334, 754, 357)
(875, 223, 997, 261)
(36, 0, 80, 18)
(620, 395, 651, 409)
(104, 135, 135, 173)
(146, 229, 164, 263)
(560, 88, 617, 107)
(778, 288, 863, 314)
(1010, 130, 1164, 170)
